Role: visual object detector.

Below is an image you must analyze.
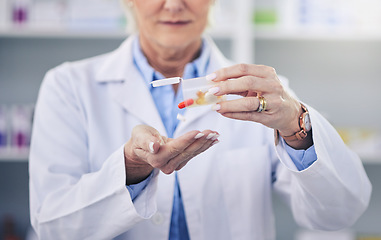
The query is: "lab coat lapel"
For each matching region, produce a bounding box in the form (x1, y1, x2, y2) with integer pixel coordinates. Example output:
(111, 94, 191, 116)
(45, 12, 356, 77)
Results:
(113, 70, 167, 136)
(97, 36, 167, 136)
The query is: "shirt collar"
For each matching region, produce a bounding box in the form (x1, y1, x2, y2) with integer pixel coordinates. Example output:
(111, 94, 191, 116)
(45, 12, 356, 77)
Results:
(132, 36, 211, 88)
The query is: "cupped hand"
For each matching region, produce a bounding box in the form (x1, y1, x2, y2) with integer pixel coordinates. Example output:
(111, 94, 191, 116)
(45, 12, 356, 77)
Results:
(207, 64, 302, 137)
(124, 125, 219, 184)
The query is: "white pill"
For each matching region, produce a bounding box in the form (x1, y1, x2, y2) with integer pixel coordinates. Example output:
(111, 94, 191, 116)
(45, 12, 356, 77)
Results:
(177, 113, 186, 122)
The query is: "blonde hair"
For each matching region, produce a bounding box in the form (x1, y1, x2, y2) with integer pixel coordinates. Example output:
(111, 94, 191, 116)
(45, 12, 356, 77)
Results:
(120, 0, 216, 33)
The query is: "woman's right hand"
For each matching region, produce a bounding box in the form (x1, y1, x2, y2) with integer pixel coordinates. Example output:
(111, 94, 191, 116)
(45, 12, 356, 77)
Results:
(124, 125, 219, 185)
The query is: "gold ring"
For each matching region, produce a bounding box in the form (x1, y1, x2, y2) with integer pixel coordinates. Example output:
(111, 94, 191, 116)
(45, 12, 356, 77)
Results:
(262, 97, 267, 111)
(257, 96, 267, 113)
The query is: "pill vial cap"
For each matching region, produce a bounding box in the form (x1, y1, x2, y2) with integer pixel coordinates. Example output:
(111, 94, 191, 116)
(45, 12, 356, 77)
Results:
(151, 77, 181, 87)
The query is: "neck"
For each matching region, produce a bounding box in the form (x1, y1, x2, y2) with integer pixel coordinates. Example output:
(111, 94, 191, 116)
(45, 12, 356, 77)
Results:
(139, 37, 202, 78)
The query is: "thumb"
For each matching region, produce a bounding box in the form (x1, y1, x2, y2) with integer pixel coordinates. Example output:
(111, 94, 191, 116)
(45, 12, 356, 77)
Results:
(148, 135, 168, 154)
(132, 125, 166, 154)
(148, 141, 161, 154)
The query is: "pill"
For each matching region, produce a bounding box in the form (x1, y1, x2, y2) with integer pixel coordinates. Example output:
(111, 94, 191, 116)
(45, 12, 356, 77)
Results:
(178, 98, 194, 109)
(204, 91, 218, 102)
(177, 113, 186, 121)
(195, 90, 206, 105)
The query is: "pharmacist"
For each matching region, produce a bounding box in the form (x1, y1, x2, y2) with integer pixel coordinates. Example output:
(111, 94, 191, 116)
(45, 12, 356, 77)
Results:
(29, 0, 372, 239)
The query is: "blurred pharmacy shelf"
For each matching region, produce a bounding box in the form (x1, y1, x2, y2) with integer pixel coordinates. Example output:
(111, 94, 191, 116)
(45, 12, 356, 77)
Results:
(1, 0, 381, 58)
(0, 149, 29, 162)
(337, 128, 381, 164)
(0, 0, 255, 62)
(2, 1, 381, 239)
(0, 27, 128, 39)
(359, 154, 381, 164)
(0, 27, 235, 40)
(2, 26, 381, 41)
(254, 27, 381, 41)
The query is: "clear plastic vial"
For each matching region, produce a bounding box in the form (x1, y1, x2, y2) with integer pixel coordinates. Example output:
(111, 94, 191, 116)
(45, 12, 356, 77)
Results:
(181, 76, 224, 108)
(151, 76, 225, 109)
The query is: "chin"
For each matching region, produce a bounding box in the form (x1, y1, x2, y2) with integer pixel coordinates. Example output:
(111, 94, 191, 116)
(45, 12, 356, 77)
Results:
(157, 34, 201, 50)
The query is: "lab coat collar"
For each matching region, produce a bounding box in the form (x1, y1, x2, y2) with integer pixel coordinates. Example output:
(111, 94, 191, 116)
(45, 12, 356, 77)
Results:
(94, 34, 230, 82)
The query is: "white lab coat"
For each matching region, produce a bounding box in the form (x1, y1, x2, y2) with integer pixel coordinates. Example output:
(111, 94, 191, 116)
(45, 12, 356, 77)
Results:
(29, 35, 371, 240)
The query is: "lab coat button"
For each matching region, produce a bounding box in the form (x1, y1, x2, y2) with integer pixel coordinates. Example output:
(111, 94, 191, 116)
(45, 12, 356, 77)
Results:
(151, 212, 164, 225)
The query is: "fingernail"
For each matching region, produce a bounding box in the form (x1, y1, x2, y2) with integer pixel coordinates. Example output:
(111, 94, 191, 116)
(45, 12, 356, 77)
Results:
(194, 133, 204, 139)
(211, 134, 219, 141)
(208, 86, 220, 95)
(149, 142, 155, 153)
(206, 133, 216, 140)
(212, 139, 220, 146)
(206, 73, 217, 81)
(211, 104, 221, 111)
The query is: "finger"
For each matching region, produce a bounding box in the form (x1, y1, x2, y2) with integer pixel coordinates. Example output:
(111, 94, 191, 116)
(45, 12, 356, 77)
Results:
(161, 131, 219, 174)
(133, 138, 164, 164)
(134, 148, 152, 162)
(208, 76, 270, 97)
(174, 137, 220, 171)
(131, 125, 164, 154)
(220, 112, 261, 122)
(175, 160, 189, 171)
(145, 130, 203, 170)
(216, 97, 266, 114)
(163, 130, 204, 158)
(207, 64, 277, 82)
(167, 131, 220, 172)
(190, 135, 219, 157)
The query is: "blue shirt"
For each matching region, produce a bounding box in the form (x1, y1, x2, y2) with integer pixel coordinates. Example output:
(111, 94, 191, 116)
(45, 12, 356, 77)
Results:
(127, 36, 317, 239)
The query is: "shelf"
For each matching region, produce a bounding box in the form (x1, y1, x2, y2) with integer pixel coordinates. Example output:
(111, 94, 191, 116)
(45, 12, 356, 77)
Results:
(359, 154, 381, 164)
(2, 25, 381, 41)
(351, 146, 381, 164)
(0, 29, 238, 42)
(0, 24, 238, 38)
(0, 148, 29, 162)
(254, 25, 381, 41)
(0, 27, 129, 39)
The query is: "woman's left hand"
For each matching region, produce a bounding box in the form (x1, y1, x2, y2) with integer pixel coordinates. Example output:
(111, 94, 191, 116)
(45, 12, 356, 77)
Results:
(207, 63, 303, 139)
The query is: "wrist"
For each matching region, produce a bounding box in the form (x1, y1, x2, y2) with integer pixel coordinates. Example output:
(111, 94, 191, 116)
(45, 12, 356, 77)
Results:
(277, 103, 313, 149)
(124, 141, 154, 185)
(281, 129, 313, 150)
(278, 110, 302, 137)
(126, 165, 153, 185)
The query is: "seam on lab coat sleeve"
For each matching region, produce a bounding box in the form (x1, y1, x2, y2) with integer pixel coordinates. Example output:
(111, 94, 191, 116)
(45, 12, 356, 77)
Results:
(132, 168, 160, 219)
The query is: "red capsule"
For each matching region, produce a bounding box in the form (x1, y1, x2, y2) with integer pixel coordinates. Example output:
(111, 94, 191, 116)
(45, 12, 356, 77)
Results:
(178, 98, 194, 109)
